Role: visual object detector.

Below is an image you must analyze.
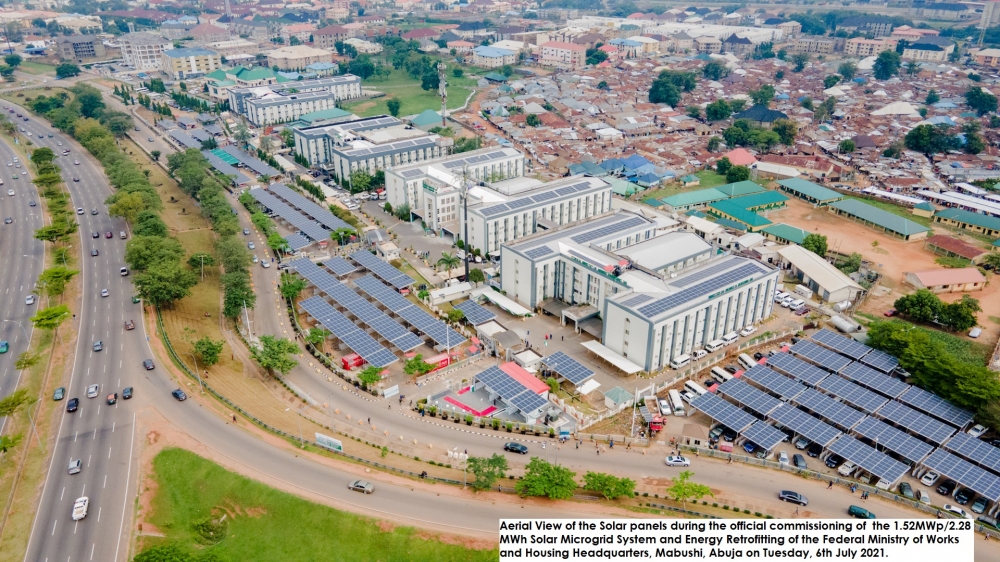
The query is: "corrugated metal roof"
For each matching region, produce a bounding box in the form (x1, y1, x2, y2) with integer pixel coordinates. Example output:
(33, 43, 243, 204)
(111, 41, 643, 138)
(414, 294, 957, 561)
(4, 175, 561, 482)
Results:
(708, 200, 772, 227)
(661, 187, 727, 207)
(831, 199, 930, 236)
(777, 178, 843, 202)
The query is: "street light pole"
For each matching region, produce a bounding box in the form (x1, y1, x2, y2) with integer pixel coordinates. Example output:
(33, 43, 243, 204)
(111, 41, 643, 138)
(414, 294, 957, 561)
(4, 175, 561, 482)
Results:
(4, 319, 29, 344)
(188, 352, 204, 394)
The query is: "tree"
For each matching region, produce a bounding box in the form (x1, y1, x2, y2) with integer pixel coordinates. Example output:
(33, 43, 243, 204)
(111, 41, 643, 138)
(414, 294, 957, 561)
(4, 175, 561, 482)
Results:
(596, 80, 609, 90)
(926, 90, 940, 106)
(872, 50, 901, 80)
(648, 76, 680, 107)
(187, 253, 215, 271)
(749, 85, 775, 107)
(725, 165, 750, 183)
(963, 121, 986, 155)
(437, 252, 461, 272)
(837, 61, 857, 81)
(125, 236, 186, 272)
(279, 274, 307, 300)
(715, 156, 732, 175)
(771, 119, 798, 145)
(894, 289, 944, 324)
(525, 113, 541, 127)
(904, 124, 959, 156)
(583, 472, 636, 500)
(134, 263, 198, 307)
(36, 266, 78, 297)
(30, 304, 71, 330)
(802, 233, 828, 257)
(823, 74, 841, 89)
(194, 336, 224, 366)
(906, 61, 921, 76)
(706, 136, 722, 153)
(108, 192, 147, 224)
(515, 457, 577, 500)
(15, 352, 39, 371)
(940, 294, 981, 332)
(420, 70, 439, 91)
(774, 70, 784, 81)
(4, 53, 21, 68)
(30, 147, 55, 167)
(386, 98, 401, 117)
(403, 354, 435, 376)
(0, 434, 23, 458)
(468, 454, 509, 491)
(304, 327, 331, 353)
(150, 150, 161, 162)
(966, 87, 998, 116)
(0, 389, 28, 417)
(665, 470, 713, 508)
(447, 308, 465, 324)
(250, 335, 299, 375)
(468, 268, 485, 284)
(791, 53, 809, 72)
(358, 365, 382, 386)
(704, 99, 731, 122)
(838, 139, 856, 153)
(55, 63, 80, 78)
(702, 60, 729, 81)
(684, 105, 701, 120)
(348, 169, 371, 193)
(393, 203, 411, 221)
(233, 121, 251, 150)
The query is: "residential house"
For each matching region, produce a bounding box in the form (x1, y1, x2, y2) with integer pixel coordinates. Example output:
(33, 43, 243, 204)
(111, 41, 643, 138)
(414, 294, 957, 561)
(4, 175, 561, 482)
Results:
(540, 41, 586, 69)
(902, 36, 955, 62)
(722, 34, 753, 56)
(694, 35, 722, 53)
(267, 45, 336, 70)
(189, 22, 230, 44)
(845, 38, 897, 57)
(314, 25, 352, 49)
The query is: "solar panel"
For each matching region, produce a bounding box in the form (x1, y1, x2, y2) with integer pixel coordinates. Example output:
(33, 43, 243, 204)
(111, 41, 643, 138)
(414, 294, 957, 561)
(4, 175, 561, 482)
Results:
(741, 365, 806, 401)
(325, 256, 357, 277)
(481, 204, 509, 217)
(690, 392, 755, 433)
(454, 299, 496, 325)
(816, 375, 888, 414)
(350, 250, 414, 288)
(876, 401, 956, 445)
(299, 296, 397, 367)
(621, 294, 653, 307)
(524, 246, 554, 259)
(717, 378, 781, 417)
(250, 189, 330, 243)
(923, 449, 1000, 502)
(789, 340, 853, 373)
(794, 388, 866, 431)
(859, 348, 899, 373)
(284, 233, 311, 251)
(828, 435, 909, 484)
(269, 183, 352, 232)
(840, 362, 910, 399)
(400, 169, 424, 179)
(853, 417, 934, 464)
(897, 386, 975, 428)
(944, 432, 1000, 475)
(670, 257, 742, 288)
(766, 353, 830, 387)
(221, 145, 280, 177)
(811, 328, 870, 360)
(509, 389, 548, 413)
(768, 403, 842, 447)
(543, 351, 595, 385)
(742, 420, 787, 451)
(476, 365, 549, 414)
(637, 263, 765, 319)
(571, 216, 647, 244)
(354, 275, 464, 348)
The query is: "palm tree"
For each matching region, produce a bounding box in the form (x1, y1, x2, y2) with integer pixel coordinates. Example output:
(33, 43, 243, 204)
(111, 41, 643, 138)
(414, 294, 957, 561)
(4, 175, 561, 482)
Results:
(259, 134, 274, 154)
(906, 61, 921, 76)
(234, 120, 251, 151)
(437, 252, 461, 273)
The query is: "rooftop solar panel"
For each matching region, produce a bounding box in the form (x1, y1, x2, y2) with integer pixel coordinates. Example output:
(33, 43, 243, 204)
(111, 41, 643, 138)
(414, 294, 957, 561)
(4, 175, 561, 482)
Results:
(765, 352, 830, 387)
(571, 216, 647, 244)
(853, 417, 934, 464)
(944, 432, 1000, 475)
(621, 294, 653, 307)
(250, 189, 330, 243)
(923, 449, 1000, 502)
(454, 299, 496, 326)
(524, 246, 554, 259)
(354, 275, 464, 348)
(840, 362, 910, 399)
(690, 392, 755, 433)
(543, 351, 595, 385)
(741, 364, 806, 401)
(669, 257, 742, 288)
(876, 401, 956, 445)
(811, 328, 870, 360)
(768, 403, 842, 447)
(299, 296, 397, 367)
(509, 389, 548, 413)
(350, 250, 414, 288)
(794, 388, 866, 431)
(816, 375, 888, 414)
(742, 420, 787, 451)
(790, 340, 853, 373)
(399, 168, 424, 179)
(897, 386, 975, 428)
(717, 378, 781, 417)
(636, 263, 766, 319)
(475, 365, 549, 413)
(325, 256, 357, 277)
(269, 183, 352, 232)
(828, 435, 909, 484)
(859, 348, 899, 373)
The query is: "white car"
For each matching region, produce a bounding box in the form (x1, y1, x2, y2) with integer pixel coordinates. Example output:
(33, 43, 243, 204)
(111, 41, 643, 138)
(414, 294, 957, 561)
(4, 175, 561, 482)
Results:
(739, 325, 757, 337)
(943, 504, 972, 519)
(839, 461, 858, 477)
(76, 208, 84, 215)
(778, 451, 789, 465)
(781, 296, 795, 308)
(664, 455, 691, 467)
(261, 260, 271, 268)
(921, 471, 940, 486)
(6, 189, 12, 196)
(968, 424, 988, 438)
(74, 160, 80, 165)
(101, 289, 109, 297)
(71, 497, 89, 521)
(679, 390, 695, 404)
(86, 384, 99, 398)
(25, 295, 34, 305)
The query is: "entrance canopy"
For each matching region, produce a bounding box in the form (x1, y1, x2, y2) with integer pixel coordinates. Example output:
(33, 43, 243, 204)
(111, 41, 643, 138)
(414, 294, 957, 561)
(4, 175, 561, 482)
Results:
(580, 340, 643, 374)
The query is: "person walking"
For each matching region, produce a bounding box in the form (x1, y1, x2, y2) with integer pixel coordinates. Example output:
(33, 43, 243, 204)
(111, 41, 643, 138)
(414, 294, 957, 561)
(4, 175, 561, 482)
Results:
(827, 481, 833, 490)
(794, 507, 799, 515)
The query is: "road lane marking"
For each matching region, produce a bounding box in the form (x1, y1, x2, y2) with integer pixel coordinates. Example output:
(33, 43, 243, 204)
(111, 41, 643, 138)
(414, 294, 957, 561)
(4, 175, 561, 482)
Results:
(51, 520, 56, 536)
(113, 412, 136, 562)
(103, 475, 107, 488)
(107, 446, 111, 459)
(87, 455, 90, 467)
(90, 543, 95, 560)
(73, 431, 78, 442)
(96, 508, 101, 523)
(60, 487, 64, 501)
(75, 520, 78, 534)
(112, 422, 115, 432)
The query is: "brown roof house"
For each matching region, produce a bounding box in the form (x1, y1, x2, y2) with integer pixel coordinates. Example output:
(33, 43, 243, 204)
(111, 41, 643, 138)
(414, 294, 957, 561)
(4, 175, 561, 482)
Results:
(903, 267, 986, 293)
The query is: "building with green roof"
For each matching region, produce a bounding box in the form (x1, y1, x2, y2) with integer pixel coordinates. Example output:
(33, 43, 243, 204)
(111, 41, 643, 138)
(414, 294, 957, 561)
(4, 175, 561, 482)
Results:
(727, 190, 788, 211)
(708, 200, 772, 231)
(829, 199, 930, 240)
(912, 200, 935, 218)
(292, 107, 354, 127)
(410, 109, 444, 130)
(660, 188, 727, 212)
(776, 178, 843, 206)
(934, 208, 1000, 238)
(761, 223, 809, 245)
(606, 176, 640, 196)
(715, 180, 765, 197)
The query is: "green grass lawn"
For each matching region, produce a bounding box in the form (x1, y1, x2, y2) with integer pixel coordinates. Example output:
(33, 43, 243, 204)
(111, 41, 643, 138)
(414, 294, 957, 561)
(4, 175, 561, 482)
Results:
(694, 169, 729, 189)
(842, 195, 932, 227)
(343, 66, 478, 118)
(916, 325, 991, 367)
(17, 61, 57, 75)
(639, 169, 729, 204)
(138, 448, 497, 562)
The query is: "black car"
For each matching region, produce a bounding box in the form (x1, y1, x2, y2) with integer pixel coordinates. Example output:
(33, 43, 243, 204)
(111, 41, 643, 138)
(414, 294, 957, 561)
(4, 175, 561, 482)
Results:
(793, 453, 808, 469)
(143, 359, 155, 370)
(123, 387, 133, 399)
(825, 454, 844, 469)
(721, 428, 737, 442)
(724, 365, 739, 374)
(504, 442, 528, 454)
(66, 397, 79, 412)
(937, 479, 958, 496)
(955, 487, 975, 505)
(778, 490, 808, 506)
(91, 249, 99, 257)
(807, 443, 823, 458)
(753, 352, 764, 361)
(791, 336, 801, 344)
(172, 388, 187, 401)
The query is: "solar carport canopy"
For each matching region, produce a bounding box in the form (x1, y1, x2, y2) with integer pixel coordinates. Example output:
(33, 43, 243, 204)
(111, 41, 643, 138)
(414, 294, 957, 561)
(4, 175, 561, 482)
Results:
(944, 432, 1000, 474)
(743, 420, 787, 452)
(816, 374, 888, 414)
(769, 403, 842, 447)
(268, 183, 352, 232)
(877, 400, 956, 445)
(250, 189, 330, 243)
(690, 393, 755, 433)
(853, 416, 935, 464)
(741, 364, 806, 400)
(794, 388, 866, 431)
(811, 328, 870, 360)
(859, 348, 898, 373)
(923, 449, 1000, 502)
(790, 339, 852, 373)
(542, 351, 595, 385)
(897, 385, 975, 428)
(766, 352, 830, 387)
(839, 362, 910, 399)
(828, 435, 910, 484)
(299, 296, 397, 367)
(717, 378, 782, 417)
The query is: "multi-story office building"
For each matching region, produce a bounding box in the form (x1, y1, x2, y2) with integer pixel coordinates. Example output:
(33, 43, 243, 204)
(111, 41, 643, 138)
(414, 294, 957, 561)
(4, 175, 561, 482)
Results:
(120, 32, 172, 70)
(161, 48, 222, 80)
(229, 75, 362, 125)
(55, 35, 106, 60)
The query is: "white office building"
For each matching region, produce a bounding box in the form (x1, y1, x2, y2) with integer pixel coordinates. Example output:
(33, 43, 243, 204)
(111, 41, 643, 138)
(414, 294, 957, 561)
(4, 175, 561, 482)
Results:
(120, 32, 172, 70)
(229, 75, 363, 126)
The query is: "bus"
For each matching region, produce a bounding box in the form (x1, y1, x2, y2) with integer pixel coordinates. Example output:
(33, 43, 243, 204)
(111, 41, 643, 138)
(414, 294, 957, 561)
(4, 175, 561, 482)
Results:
(667, 389, 686, 415)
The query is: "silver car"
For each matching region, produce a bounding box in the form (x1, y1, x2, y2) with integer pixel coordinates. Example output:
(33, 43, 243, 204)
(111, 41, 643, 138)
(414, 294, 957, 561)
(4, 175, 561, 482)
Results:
(86, 384, 99, 398)
(348, 480, 374, 494)
(68, 459, 82, 475)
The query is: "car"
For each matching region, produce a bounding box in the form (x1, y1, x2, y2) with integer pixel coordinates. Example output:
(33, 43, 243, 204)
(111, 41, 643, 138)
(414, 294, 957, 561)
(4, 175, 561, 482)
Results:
(721, 428, 737, 442)
(753, 352, 764, 361)
(243, 228, 250, 235)
(125, 319, 135, 330)
(77, 208, 85, 215)
(795, 306, 811, 316)
(503, 442, 528, 454)
(793, 454, 808, 469)
(778, 451, 789, 465)
(937, 479, 958, 496)
(101, 289, 109, 297)
(5, 162, 9, 167)
(348, 480, 374, 494)
(944, 504, 972, 519)
(0, 340, 7, 354)
(248, 242, 255, 250)
(132, 295, 140, 303)
(899, 482, 915, 500)
(105, 231, 112, 238)
(724, 365, 739, 374)
(92, 231, 99, 238)
(121, 267, 129, 276)
(679, 390, 695, 404)
(261, 260, 270, 268)
(919, 490, 931, 504)
(6, 189, 12, 196)
(825, 454, 844, 469)
(68, 459, 82, 475)
(28, 200, 35, 207)
(807, 443, 823, 458)
(66, 398, 79, 412)
(664, 455, 691, 467)
(708, 426, 725, 441)
(739, 325, 757, 337)
(57, 141, 63, 146)
(11, 174, 17, 180)
(86, 384, 99, 398)
(794, 437, 810, 450)
(968, 424, 989, 438)
(93, 341, 103, 352)
(658, 398, 671, 413)
(53, 387, 65, 401)
(48, 133, 52, 138)
(848, 505, 876, 519)
(123, 387, 133, 399)
(74, 160, 80, 165)
(148, 137, 153, 142)
(135, 126, 140, 131)
(972, 496, 989, 514)
(921, 471, 940, 487)
(2, 217, 10, 225)
(71, 497, 89, 521)
(91, 249, 99, 257)
(107, 392, 117, 405)
(692, 349, 707, 360)
(743, 442, 756, 454)
(143, 359, 155, 370)
(778, 490, 808, 505)
(171, 388, 187, 401)
(884, 309, 897, 317)
(91, 209, 97, 216)
(25, 295, 34, 305)
(955, 487, 974, 505)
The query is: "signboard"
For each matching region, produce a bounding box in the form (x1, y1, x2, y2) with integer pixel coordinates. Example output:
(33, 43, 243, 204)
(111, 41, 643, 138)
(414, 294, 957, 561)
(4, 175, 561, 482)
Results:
(314, 433, 343, 452)
(383, 384, 400, 398)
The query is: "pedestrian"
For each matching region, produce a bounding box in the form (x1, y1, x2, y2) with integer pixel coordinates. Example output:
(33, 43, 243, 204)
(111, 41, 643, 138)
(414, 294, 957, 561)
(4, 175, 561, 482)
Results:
(626, 442, 631, 451)
(576, 441, 579, 449)
(367, 417, 370, 424)
(794, 507, 799, 515)
(232, 414, 236, 423)
(596, 448, 600, 456)
(828, 481, 833, 490)
(728, 455, 732, 464)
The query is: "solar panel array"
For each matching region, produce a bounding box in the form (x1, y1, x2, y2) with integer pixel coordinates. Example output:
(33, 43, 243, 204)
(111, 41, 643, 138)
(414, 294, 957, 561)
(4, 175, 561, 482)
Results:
(524, 246, 554, 259)
(636, 263, 764, 319)
(898, 386, 975, 428)
(202, 150, 253, 185)
(828, 435, 909, 483)
(399, 168, 424, 179)
(571, 216, 648, 244)
(877, 401, 956, 445)
(795, 388, 866, 431)
(480, 180, 598, 218)
(543, 351, 595, 385)
(670, 257, 743, 288)
(349, 250, 414, 288)
(769, 403, 842, 447)
(443, 150, 512, 170)
(717, 379, 781, 416)
(476, 365, 549, 414)
(853, 416, 935, 464)
(284, 233, 311, 251)
(816, 375, 888, 414)
(742, 365, 806, 400)
(342, 136, 437, 159)
(811, 329, 870, 360)
(944, 433, 1000, 474)
(923, 449, 1000, 502)
(621, 294, 653, 307)
(859, 348, 899, 373)
(742, 420, 787, 451)
(790, 340, 853, 373)
(840, 362, 910, 399)
(299, 296, 397, 367)
(289, 259, 422, 352)
(766, 352, 830, 387)
(354, 275, 464, 348)
(250, 189, 331, 243)
(221, 145, 280, 177)
(690, 393, 756, 433)
(325, 256, 357, 277)
(269, 183, 351, 232)
(454, 299, 496, 326)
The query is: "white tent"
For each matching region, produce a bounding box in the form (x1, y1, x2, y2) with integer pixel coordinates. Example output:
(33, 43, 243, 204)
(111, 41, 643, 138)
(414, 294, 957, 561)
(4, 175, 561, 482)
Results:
(872, 101, 919, 116)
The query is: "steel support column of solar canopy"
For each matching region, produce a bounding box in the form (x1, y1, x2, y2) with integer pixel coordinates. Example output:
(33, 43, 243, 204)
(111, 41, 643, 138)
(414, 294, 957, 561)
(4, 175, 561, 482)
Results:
(828, 435, 909, 485)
